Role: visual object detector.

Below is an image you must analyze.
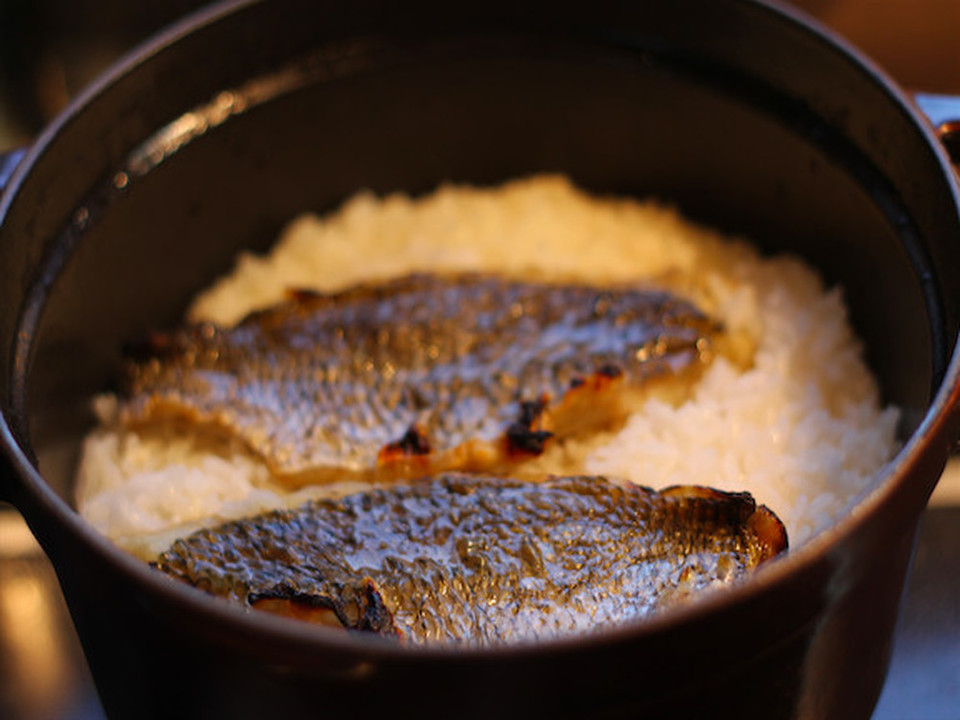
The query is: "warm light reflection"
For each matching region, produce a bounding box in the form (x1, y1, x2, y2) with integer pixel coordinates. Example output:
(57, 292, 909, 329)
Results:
(124, 38, 379, 180)
(0, 512, 77, 719)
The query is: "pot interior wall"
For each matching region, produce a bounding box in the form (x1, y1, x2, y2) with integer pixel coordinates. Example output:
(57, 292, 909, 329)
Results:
(18, 29, 945, 505)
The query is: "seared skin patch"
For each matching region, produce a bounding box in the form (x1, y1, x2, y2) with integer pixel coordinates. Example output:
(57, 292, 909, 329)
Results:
(119, 274, 717, 487)
(155, 474, 787, 645)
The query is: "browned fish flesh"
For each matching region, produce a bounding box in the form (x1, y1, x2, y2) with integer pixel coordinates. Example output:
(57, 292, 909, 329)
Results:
(154, 474, 787, 645)
(118, 273, 717, 487)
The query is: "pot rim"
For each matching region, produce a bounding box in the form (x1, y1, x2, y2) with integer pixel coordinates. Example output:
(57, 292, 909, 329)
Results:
(2, 0, 960, 662)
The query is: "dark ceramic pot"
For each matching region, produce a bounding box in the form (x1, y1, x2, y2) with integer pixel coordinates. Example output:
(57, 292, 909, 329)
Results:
(2, 1, 960, 718)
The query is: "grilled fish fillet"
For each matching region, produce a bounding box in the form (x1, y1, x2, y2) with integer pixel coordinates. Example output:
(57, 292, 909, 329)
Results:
(119, 273, 717, 487)
(155, 474, 787, 645)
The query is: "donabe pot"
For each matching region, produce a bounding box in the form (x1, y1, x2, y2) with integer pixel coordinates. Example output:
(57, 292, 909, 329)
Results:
(1, 1, 959, 718)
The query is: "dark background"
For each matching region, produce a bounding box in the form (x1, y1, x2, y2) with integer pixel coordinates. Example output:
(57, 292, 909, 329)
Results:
(0, 0, 959, 149)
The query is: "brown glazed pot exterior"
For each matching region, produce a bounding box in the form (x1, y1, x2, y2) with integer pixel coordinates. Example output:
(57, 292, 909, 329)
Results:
(2, 1, 960, 718)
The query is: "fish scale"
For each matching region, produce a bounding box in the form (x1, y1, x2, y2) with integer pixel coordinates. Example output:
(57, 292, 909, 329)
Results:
(120, 273, 717, 486)
(155, 474, 787, 645)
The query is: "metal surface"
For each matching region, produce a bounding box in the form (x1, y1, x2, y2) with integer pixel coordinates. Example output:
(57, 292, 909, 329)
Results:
(0, 149, 26, 196)
(915, 93, 960, 164)
(0, 507, 100, 720)
(873, 484, 960, 718)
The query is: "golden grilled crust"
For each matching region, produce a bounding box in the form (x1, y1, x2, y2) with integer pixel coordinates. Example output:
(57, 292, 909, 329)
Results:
(119, 273, 718, 487)
(155, 473, 787, 645)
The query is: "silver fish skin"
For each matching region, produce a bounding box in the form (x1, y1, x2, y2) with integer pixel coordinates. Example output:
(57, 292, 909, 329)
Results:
(119, 273, 717, 486)
(154, 474, 787, 645)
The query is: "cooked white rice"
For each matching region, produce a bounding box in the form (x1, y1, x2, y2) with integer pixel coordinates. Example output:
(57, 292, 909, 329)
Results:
(75, 175, 899, 558)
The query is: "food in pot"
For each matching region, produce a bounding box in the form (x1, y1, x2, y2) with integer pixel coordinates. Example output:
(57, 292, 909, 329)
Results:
(76, 176, 899, 563)
(155, 473, 786, 645)
(118, 273, 717, 487)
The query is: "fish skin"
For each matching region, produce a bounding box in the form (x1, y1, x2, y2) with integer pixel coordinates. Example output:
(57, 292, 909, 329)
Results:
(154, 474, 787, 645)
(119, 274, 717, 486)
